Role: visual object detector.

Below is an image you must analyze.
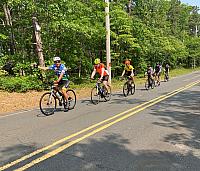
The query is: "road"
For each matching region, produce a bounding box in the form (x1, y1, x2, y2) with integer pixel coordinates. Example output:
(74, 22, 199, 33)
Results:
(0, 71, 200, 171)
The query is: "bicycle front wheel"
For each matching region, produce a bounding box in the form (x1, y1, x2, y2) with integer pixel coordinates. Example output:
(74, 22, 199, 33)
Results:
(145, 80, 150, 90)
(130, 83, 135, 95)
(104, 85, 111, 101)
(91, 87, 100, 104)
(123, 82, 129, 96)
(66, 89, 76, 110)
(151, 80, 155, 89)
(39, 92, 56, 116)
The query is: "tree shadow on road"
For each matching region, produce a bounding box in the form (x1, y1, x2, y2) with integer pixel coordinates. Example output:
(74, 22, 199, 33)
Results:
(150, 88, 200, 151)
(0, 143, 37, 166)
(28, 133, 200, 171)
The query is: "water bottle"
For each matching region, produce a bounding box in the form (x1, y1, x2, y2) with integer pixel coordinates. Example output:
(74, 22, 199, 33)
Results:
(56, 92, 62, 100)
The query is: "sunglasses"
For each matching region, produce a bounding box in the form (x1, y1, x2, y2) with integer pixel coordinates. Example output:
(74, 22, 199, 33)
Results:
(54, 61, 60, 63)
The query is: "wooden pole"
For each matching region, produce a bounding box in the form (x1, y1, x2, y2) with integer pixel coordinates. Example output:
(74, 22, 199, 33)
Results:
(105, 0, 111, 84)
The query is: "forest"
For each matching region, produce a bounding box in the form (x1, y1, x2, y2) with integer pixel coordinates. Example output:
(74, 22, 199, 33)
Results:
(0, 0, 200, 91)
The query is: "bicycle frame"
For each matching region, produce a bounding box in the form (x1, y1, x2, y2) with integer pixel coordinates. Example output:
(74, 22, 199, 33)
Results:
(96, 81, 104, 97)
(126, 76, 133, 85)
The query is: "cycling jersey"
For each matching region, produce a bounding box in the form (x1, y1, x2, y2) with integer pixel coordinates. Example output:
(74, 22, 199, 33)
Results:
(49, 64, 68, 80)
(165, 64, 169, 72)
(147, 67, 153, 75)
(124, 65, 134, 71)
(94, 63, 109, 76)
(155, 65, 161, 73)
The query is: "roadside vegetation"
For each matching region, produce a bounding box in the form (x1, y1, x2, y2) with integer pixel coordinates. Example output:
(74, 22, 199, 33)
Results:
(0, 0, 200, 93)
(0, 67, 199, 93)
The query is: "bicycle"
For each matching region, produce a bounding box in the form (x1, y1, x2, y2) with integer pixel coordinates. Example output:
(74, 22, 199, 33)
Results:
(164, 71, 169, 82)
(91, 80, 111, 105)
(145, 75, 155, 90)
(154, 73, 161, 87)
(39, 83, 76, 116)
(122, 76, 135, 97)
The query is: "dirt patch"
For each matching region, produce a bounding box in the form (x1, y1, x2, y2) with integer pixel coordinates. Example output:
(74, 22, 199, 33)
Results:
(0, 88, 93, 115)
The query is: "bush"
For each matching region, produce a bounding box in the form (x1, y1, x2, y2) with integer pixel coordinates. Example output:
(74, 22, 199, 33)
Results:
(0, 76, 44, 92)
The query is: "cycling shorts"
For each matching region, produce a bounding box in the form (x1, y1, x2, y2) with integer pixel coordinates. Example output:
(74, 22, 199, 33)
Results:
(58, 80, 70, 90)
(102, 75, 109, 81)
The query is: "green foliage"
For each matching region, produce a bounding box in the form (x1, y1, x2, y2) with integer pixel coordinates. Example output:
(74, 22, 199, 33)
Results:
(0, 76, 44, 92)
(0, 0, 200, 93)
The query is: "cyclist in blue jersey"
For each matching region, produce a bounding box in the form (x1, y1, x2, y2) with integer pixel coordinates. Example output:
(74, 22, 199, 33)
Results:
(38, 57, 69, 109)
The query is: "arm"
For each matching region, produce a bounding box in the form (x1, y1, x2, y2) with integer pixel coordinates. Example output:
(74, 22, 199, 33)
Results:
(121, 70, 125, 77)
(91, 67, 96, 79)
(56, 72, 64, 83)
(131, 69, 134, 76)
(38, 66, 49, 70)
(100, 67, 105, 80)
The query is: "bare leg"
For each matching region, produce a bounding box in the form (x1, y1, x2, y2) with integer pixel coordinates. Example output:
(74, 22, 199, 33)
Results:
(62, 89, 68, 101)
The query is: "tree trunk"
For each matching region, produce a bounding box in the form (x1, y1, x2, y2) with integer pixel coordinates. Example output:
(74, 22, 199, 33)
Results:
(32, 17, 45, 67)
(127, 0, 132, 16)
(3, 4, 16, 55)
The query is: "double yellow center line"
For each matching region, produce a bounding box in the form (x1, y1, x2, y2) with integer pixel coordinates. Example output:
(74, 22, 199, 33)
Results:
(1, 80, 200, 171)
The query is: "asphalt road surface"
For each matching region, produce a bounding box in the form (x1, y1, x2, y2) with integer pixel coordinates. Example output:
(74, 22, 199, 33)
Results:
(0, 71, 200, 171)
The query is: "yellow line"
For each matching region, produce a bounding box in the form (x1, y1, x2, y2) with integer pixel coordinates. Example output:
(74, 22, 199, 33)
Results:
(0, 91, 169, 171)
(1, 99, 169, 170)
(0, 80, 199, 171)
(14, 80, 200, 171)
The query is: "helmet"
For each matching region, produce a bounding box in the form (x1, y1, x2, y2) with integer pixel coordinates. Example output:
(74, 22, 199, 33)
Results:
(94, 58, 100, 65)
(53, 56, 61, 62)
(125, 60, 130, 65)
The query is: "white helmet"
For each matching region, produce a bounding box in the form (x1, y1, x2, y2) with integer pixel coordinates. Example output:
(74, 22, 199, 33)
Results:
(53, 56, 61, 61)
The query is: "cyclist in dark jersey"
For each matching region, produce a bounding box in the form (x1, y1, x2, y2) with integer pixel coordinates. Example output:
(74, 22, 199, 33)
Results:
(164, 63, 170, 81)
(146, 64, 154, 86)
(154, 63, 162, 85)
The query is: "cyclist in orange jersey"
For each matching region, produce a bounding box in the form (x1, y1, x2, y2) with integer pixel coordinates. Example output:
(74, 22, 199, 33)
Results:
(90, 58, 109, 91)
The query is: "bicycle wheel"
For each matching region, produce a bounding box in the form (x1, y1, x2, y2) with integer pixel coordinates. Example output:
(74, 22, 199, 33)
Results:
(130, 83, 135, 95)
(39, 92, 56, 116)
(103, 85, 111, 101)
(151, 80, 155, 89)
(123, 82, 129, 96)
(66, 89, 76, 110)
(145, 80, 150, 90)
(164, 74, 169, 82)
(91, 87, 100, 105)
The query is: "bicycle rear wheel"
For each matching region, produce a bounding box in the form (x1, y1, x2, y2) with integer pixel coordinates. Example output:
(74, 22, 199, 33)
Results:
(39, 92, 56, 116)
(66, 89, 76, 110)
(123, 82, 129, 96)
(103, 85, 111, 101)
(91, 87, 100, 105)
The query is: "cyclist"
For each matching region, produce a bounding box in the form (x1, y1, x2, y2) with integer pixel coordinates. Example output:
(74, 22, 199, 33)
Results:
(90, 58, 109, 92)
(145, 64, 154, 87)
(154, 63, 162, 85)
(164, 63, 170, 81)
(38, 57, 69, 111)
(121, 59, 135, 86)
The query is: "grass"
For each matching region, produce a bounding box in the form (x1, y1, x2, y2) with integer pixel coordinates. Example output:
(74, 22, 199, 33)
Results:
(70, 67, 200, 93)
(111, 67, 200, 92)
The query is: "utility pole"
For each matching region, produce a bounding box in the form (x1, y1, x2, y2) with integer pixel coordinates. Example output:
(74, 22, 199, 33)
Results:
(105, 0, 111, 84)
(32, 17, 45, 67)
(193, 24, 198, 68)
